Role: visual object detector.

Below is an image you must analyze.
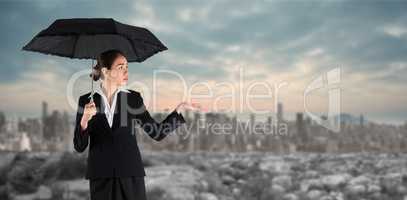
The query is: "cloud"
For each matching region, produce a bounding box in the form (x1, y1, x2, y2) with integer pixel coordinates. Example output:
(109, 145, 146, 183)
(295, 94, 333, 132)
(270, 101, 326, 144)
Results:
(382, 25, 407, 38)
(0, 0, 407, 123)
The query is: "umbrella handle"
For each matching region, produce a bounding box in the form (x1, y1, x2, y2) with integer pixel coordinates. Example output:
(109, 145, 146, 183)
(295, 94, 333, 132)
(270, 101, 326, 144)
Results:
(90, 59, 94, 102)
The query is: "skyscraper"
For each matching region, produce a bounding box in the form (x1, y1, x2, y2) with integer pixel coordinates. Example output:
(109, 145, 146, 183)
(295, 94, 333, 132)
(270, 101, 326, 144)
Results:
(41, 101, 48, 137)
(277, 102, 284, 122)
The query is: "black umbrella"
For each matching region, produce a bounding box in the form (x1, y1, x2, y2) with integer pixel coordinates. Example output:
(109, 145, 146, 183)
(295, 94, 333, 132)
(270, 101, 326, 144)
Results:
(21, 18, 168, 100)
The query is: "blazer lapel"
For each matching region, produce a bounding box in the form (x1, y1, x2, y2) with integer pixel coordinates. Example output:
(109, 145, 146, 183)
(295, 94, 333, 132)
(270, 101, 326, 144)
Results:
(93, 92, 113, 133)
(111, 91, 127, 130)
(112, 91, 128, 130)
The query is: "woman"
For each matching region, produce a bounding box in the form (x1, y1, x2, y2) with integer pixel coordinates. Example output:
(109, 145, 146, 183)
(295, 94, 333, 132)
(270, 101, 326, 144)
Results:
(73, 49, 198, 200)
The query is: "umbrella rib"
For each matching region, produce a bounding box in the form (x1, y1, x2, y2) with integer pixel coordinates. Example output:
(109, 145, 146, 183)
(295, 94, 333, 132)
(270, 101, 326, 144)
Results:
(71, 35, 79, 59)
(121, 35, 167, 62)
(125, 37, 141, 62)
(113, 22, 141, 61)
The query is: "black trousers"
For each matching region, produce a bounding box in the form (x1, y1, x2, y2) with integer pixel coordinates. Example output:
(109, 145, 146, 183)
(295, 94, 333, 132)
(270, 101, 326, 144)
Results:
(89, 176, 147, 200)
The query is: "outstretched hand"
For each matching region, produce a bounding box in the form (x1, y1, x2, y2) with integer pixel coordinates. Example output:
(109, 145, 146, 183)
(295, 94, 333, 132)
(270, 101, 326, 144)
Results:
(175, 101, 204, 113)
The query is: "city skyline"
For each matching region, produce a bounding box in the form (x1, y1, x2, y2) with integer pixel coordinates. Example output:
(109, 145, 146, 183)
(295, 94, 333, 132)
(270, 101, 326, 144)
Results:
(2, 98, 405, 153)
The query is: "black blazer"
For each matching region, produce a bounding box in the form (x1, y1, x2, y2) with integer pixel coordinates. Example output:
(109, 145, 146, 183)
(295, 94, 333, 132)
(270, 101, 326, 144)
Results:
(73, 89, 186, 180)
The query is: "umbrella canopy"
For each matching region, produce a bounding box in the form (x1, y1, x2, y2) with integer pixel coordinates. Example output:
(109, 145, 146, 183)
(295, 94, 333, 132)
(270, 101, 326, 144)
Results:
(21, 18, 168, 62)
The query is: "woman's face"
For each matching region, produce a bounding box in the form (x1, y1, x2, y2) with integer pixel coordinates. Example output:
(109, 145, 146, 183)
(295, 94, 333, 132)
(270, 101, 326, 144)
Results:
(103, 54, 128, 87)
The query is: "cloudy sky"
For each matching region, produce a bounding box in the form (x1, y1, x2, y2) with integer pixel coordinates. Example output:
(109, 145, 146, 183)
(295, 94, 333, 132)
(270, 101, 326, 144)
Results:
(0, 0, 406, 124)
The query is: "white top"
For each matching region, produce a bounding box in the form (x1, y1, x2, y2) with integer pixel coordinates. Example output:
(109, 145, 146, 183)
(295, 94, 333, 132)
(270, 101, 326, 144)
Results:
(92, 84, 131, 128)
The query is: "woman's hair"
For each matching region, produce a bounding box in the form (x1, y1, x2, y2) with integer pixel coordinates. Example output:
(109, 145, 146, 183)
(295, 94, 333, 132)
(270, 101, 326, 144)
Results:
(90, 49, 126, 81)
